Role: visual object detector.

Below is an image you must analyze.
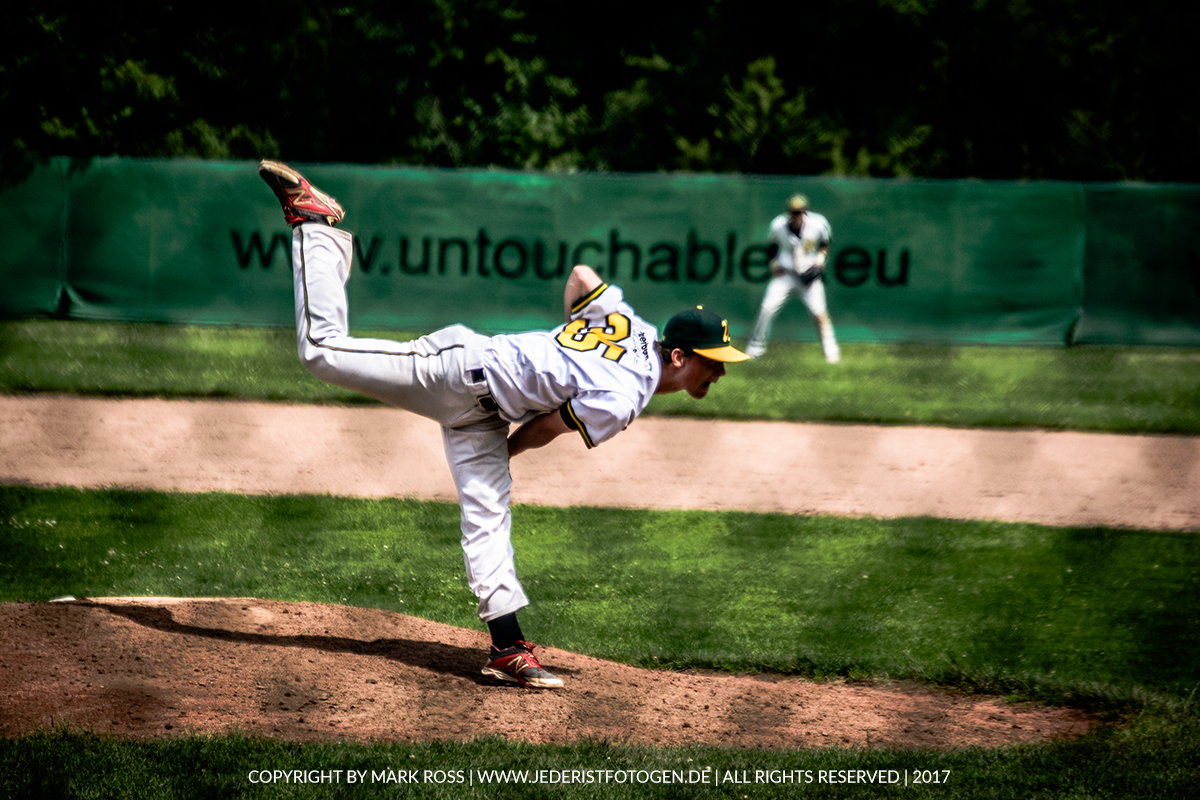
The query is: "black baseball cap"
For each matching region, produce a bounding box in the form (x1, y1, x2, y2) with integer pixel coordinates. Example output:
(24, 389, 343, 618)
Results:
(662, 306, 750, 362)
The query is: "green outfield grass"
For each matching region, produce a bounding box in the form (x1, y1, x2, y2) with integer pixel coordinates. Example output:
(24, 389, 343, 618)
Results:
(2, 319, 1199, 433)
(4, 486, 1198, 703)
(3, 729, 1197, 800)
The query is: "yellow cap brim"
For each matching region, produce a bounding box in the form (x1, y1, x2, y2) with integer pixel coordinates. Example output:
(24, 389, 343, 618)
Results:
(694, 344, 752, 363)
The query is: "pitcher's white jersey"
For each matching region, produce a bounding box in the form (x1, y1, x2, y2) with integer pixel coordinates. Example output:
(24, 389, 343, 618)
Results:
(482, 282, 661, 449)
(768, 211, 832, 274)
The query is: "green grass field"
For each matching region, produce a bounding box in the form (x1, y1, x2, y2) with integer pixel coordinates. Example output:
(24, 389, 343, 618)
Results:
(3, 486, 1198, 700)
(3, 730, 1197, 800)
(3, 319, 1199, 433)
(2, 320, 1199, 798)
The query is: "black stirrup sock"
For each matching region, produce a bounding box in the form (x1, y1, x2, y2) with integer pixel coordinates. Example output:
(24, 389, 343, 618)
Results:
(487, 613, 525, 651)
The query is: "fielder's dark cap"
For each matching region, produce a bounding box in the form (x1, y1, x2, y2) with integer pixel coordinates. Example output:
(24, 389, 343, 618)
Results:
(662, 306, 750, 363)
(786, 193, 810, 213)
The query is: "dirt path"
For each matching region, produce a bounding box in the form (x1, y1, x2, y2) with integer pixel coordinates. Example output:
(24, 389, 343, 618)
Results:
(2, 394, 1196, 750)
(4, 395, 1198, 530)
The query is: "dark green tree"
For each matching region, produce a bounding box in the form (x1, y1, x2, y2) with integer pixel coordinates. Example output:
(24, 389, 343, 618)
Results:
(4, 0, 1197, 181)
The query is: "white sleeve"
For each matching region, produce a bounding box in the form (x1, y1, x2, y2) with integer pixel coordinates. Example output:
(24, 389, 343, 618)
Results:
(767, 216, 789, 249)
(768, 217, 795, 268)
(813, 214, 832, 247)
(562, 390, 638, 449)
(568, 282, 625, 323)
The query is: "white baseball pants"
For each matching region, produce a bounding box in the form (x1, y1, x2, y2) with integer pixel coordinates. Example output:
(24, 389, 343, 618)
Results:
(292, 224, 529, 622)
(747, 272, 839, 362)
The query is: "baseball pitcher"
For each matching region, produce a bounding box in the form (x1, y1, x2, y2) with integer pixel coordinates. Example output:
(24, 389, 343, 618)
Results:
(260, 160, 749, 689)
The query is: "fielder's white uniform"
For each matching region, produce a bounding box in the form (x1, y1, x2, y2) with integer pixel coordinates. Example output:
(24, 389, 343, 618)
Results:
(747, 211, 840, 362)
(293, 224, 660, 622)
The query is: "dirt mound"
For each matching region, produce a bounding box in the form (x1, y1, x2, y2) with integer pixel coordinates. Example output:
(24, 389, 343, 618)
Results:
(0, 597, 1096, 750)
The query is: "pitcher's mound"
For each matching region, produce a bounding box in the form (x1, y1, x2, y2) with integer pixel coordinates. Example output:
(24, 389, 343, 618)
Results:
(0, 598, 1096, 749)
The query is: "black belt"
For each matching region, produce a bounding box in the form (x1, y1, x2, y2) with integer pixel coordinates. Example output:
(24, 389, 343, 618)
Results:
(468, 368, 500, 413)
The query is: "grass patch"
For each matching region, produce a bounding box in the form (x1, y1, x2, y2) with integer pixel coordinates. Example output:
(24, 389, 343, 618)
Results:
(0, 320, 364, 404)
(651, 340, 1200, 434)
(3, 319, 1199, 433)
(2, 724, 1198, 799)
(4, 486, 1197, 709)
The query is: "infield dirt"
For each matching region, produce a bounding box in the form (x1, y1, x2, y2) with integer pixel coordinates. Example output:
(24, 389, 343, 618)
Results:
(3, 395, 1197, 749)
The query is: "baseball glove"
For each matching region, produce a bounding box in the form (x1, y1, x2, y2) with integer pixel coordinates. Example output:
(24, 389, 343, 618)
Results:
(797, 265, 825, 285)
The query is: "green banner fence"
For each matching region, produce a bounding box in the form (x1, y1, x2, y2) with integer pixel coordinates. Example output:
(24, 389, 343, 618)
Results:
(3, 157, 1198, 346)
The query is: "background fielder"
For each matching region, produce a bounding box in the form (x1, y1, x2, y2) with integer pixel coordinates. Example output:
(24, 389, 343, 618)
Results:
(746, 193, 840, 363)
(260, 159, 749, 690)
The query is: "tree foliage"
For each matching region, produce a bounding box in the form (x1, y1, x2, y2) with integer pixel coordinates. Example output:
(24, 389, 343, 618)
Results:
(4, 0, 1197, 181)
